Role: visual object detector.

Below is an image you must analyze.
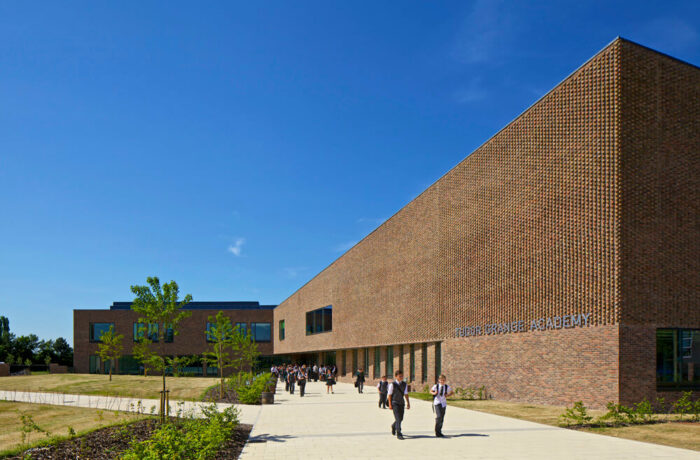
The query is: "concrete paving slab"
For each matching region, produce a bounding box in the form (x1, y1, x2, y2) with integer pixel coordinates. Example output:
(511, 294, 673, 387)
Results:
(240, 381, 699, 460)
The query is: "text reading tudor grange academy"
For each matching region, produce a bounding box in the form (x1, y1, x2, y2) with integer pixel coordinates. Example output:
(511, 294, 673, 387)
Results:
(455, 312, 592, 338)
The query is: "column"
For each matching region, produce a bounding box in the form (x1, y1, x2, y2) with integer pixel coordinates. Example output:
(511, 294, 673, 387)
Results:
(414, 344, 424, 385)
(403, 345, 412, 383)
(380, 346, 387, 378)
(426, 342, 437, 385)
(393, 345, 401, 376)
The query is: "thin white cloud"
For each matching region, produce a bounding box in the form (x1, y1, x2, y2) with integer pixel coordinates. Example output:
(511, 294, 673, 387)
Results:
(451, 0, 513, 64)
(227, 238, 245, 256)
(453, 78, 487, 104)
(334, 240, 358, 253)
(283, 267, 308, 279)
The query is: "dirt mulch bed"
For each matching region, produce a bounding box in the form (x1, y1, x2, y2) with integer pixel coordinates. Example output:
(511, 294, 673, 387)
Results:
(7, 419, 253, 460)
(201, 383, 240, 404)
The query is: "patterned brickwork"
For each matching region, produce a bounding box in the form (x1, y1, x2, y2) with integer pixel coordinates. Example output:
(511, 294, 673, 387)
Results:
(618, 41, 700, 405)
(272, 39, 699, 406)
(275, 41, 621, 351)
(73, 309, 274, 373)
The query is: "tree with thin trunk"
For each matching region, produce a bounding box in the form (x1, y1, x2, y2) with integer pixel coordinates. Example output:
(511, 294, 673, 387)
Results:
(203, 311, 235, 399)
(96, 325, 123, 381)
(130, 276, 192, 421)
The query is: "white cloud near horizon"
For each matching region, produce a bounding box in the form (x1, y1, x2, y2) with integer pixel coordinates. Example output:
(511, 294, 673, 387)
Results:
(227, 238, 245, 256)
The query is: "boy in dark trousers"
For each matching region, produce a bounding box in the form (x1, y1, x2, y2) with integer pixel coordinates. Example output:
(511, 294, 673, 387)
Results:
(430, 374, 454, 437)
(387, 370, 410, 440)
(377, 375, 389, 409)
(297, 365, 307, 397)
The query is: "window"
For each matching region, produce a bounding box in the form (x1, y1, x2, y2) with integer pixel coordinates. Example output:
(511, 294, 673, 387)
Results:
(305, 305, 332, 335)
(133, 323, 159, 342)
(235, 322, 247, 336)
(374, 347, 380, 377)
(421, 343, 428, 383)
(279, 320, 285, 341)
(342, 350, 347, 376)
(364, 348, 370, 374)
(251, 322, 271, 342)
(352, 349, 358, 374)
(386, 346, 393, 377)
(205, 322, 216, 342)
(657, 329, 700, 390)
(398, 345, 404, 375)
(435, 342, 442, 379)
(410, 344, 416, 382)
(164, 324, 174, 343)
(89, 323, 114, 342)
(119, 355, 141, 375)
(89, 355, 100, 373)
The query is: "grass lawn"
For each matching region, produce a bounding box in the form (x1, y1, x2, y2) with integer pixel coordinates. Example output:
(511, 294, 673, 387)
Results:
(0, 374, 219, 400)
(0, 400, 144, 456)
(410, 393, 700, 451)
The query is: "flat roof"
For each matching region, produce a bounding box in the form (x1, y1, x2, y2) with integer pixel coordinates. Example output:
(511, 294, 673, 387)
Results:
(109, 301, 276, 311)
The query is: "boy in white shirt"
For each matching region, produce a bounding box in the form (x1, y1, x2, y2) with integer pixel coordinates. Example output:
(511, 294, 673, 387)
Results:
(430, 374, 454, 437)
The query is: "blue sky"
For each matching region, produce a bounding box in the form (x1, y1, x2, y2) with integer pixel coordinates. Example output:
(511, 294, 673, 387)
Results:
(1, 1, 698, 343)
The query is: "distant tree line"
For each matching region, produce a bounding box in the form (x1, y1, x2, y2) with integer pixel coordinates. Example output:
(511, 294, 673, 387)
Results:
(0, 316, 73, 367)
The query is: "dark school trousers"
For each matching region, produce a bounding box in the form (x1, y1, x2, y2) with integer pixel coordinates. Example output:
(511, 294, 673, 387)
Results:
(284, 379, 289, 391)
(289, 381, 295, 394)
(379, 393, 388, 408)
(298, 380, 306, 396)
(435, 404, 446, 434)
(391, 404, 405, 435)
(357, 381, 364, 393)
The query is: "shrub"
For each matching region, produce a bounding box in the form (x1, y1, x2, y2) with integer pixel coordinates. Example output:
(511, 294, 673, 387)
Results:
(597, 402, 628, 427)
(121, 405, 239, 460)
(672, 391, 693, 421)
(692, 398, 700, 422)
(633, 399, 656, 424)
(559, 401, 593, 426)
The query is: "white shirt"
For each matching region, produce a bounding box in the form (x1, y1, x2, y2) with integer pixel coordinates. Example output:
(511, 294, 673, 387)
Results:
(431, 384, 450, 407)
(387, 380, 408, 396)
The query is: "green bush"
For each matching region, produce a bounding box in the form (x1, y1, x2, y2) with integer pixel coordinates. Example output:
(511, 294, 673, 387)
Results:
(633, 398, 656, 424)
(559, 401, 593, 426)
(120, 405, 239, 460)
(693, 398, 700, 422)
(597, 402, 630, 427)
(227, 372, 272, 405)
(672, 391, 693, 421)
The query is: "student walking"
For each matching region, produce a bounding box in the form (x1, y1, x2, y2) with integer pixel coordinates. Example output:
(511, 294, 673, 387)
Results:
(388, 370, 410, 440)
(325, 370, 335, 394)
(298, 365, 307, 397)
(430, 374, 454, 437)
(377, 375, 389, 409)
(355, 367, 365, 394)
(287, 366, 297, 395)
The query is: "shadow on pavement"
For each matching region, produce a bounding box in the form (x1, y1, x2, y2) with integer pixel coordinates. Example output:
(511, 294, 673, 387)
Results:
(404, 433, 489, 439)
(247, 434, 295, 443)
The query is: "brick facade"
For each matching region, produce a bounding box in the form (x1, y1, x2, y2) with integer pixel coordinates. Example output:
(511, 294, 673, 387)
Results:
(270, 38, 699, 407)
(73, 305, 274, 374)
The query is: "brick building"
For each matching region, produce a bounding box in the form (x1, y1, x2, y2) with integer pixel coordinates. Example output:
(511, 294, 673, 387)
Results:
(271, 38, 699, 408)
(73, 301, 275, 375)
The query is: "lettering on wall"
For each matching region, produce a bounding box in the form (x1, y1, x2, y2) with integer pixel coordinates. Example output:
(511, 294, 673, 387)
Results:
(454, 313, 592, 338)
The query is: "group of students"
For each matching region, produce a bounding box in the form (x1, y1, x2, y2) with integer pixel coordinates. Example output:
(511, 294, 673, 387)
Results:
(375, 370, 454, 439)
(271, 363, 340, 396)
(273, 364, 453, 439)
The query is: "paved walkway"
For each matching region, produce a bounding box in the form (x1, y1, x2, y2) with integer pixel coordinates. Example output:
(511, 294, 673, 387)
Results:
(0, 389, 261, 424)
(240, 381, 699, 460)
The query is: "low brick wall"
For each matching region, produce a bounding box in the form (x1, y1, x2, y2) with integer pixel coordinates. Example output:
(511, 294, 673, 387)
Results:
(0, 363, 9, 377)
(49, 363, 68, 374)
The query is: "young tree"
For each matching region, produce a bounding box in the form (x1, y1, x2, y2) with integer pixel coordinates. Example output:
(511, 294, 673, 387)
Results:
(130, 276, 192, 420)
(96, 326, 124, 381)
(230, 324, 260, 375)
(203, 311, 235, 399)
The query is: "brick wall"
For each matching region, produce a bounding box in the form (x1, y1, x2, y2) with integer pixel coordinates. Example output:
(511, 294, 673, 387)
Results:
(618, 41, 700, 405)
(73, 309, 274, 374)
(272, 39, 698, 407)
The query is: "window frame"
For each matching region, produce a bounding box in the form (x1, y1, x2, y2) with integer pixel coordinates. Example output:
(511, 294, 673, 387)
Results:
(305, 305, 332, 336)
(657, 328, 700, 391)
(89, 323, 115, 343)
(279, 320, 285, 341)
(251, 322, 272, 343)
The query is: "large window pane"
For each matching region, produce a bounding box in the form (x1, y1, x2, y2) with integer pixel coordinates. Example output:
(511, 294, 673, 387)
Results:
(374, 347, 380, 376)
(410, 344, 415, 382)
(134, 323, 159, 342)
(235, 322, 247, 336)
(657, 328, 700, 389)
(90, 323, 114, 342)
(279, 320, 285, 341)
(252, 322, 271, 342)
(305, 305, 332, 335)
